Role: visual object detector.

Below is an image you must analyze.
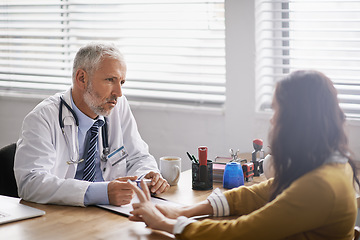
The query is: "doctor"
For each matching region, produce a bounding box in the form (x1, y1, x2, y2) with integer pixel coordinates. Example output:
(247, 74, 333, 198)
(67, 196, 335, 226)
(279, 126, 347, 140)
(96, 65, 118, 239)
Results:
(14, 42, 170, 207)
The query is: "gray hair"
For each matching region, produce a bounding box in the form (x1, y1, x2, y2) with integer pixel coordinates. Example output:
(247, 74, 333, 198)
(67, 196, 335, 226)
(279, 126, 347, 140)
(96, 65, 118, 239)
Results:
(72, 42, 126, 82)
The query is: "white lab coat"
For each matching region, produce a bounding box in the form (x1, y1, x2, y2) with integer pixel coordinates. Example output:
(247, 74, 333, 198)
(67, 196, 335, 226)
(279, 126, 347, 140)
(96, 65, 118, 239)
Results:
(14, 89, 159, 206)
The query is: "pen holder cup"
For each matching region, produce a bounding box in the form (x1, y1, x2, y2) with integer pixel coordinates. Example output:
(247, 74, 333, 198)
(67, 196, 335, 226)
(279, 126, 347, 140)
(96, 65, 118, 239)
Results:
(192, 160, 213, 190)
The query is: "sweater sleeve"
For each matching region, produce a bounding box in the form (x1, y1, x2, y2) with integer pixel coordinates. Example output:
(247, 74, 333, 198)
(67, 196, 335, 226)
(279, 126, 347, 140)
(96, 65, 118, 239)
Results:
(177, 173, 337, 240)
(207, 188, 230, 217)
(224, 178, 273, 216)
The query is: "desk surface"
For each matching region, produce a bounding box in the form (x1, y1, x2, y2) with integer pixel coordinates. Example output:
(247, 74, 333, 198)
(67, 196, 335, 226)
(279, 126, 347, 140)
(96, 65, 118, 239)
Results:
(0, 170, 266, 240)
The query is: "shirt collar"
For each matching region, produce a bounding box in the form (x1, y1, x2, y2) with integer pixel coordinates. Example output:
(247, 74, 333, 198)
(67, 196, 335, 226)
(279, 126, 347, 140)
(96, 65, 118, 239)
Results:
(70, 94, 105, 134)
(324, 151, 349, 164)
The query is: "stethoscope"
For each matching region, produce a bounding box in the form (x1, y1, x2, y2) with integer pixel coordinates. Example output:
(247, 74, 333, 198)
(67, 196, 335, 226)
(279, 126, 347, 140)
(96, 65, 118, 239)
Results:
(59, 96, 110, 164)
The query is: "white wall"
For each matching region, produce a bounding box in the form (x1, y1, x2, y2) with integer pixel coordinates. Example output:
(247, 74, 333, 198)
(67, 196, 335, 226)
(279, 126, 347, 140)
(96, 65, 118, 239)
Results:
(0, 0, 359, 172)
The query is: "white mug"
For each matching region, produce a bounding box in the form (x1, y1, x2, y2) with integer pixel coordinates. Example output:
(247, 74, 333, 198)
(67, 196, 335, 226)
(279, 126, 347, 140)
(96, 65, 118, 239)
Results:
(263, 154, 275, 179)
(159, 156, 181, 186)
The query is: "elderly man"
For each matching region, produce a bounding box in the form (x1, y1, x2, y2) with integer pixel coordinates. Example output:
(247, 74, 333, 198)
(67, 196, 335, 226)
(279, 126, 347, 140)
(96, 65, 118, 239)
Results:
(14, 42, 169, 207)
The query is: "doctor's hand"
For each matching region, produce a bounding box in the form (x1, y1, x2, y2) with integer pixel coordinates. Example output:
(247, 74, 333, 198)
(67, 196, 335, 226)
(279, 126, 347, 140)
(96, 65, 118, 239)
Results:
(108, 176, 137, 206)
(144, 171, 170, 195)
(129, 180, 176, 234)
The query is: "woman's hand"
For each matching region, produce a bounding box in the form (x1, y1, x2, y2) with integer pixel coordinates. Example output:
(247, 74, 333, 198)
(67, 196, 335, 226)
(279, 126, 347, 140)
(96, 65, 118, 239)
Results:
(128, 180, 176, 233)
(155, 204, 184, 219)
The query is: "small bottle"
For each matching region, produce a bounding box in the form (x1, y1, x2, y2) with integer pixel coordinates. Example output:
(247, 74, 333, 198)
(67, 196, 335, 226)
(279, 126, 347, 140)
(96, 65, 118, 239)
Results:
(223, 162, 244, 189)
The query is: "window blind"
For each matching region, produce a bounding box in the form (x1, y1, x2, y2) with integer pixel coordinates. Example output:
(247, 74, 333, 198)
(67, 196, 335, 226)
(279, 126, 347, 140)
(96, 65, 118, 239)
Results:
(255, 0, 360, 119)
(0, 0, 225, 107)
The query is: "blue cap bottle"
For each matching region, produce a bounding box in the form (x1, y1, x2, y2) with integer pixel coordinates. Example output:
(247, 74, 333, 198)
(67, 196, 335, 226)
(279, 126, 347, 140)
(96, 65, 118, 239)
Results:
(223, 162, 244, 189)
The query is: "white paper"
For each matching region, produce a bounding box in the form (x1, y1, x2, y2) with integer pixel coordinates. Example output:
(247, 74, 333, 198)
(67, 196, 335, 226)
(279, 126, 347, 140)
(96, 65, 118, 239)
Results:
(97, 196, 181, 217)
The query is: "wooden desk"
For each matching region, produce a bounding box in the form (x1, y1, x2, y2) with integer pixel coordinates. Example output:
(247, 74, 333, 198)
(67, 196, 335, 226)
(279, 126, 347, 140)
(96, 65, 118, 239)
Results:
(0, 171, 266, 240)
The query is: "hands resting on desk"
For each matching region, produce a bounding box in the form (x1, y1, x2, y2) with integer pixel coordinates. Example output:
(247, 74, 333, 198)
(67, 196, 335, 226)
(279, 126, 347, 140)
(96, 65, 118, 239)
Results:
(108, 171, 170, 206)
(128, 180, 212, 234)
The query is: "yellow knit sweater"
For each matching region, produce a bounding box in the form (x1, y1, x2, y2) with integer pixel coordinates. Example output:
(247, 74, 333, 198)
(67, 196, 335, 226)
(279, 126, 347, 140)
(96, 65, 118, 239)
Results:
(178, 163, 357, 240)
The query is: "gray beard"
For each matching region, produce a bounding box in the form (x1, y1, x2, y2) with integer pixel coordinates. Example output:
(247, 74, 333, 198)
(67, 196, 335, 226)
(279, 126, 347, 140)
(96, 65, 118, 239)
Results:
(83, 86, 112, 117)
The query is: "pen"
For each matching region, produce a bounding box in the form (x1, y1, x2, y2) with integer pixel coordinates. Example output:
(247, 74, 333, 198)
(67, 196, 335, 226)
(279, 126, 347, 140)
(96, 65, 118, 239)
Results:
(130, 179, 152, 189)
(134, 179, 152, 184)
(186, 152, 195, 163)
(192, 154, 198, 163)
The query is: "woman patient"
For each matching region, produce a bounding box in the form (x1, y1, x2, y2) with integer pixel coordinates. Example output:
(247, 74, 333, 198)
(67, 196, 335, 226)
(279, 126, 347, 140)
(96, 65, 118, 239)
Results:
(129, 70, 359, 240)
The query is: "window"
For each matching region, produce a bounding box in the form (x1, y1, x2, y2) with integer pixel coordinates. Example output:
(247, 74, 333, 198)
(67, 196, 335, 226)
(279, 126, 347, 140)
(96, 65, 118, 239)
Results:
(255, 0, 360, 119)
(0, 0, 225, 107)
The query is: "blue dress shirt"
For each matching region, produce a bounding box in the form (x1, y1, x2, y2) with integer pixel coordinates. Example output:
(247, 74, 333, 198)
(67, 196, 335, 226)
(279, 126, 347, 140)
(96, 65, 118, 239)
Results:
(70, 95, 109, 205)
